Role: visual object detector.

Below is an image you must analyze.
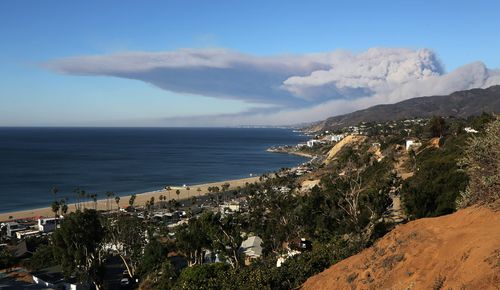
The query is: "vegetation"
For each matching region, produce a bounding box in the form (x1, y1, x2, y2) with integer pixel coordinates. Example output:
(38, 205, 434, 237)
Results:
(52, 209, 106, 289)
(10, 113, 496, 289)
(458, 117, 500, 207)
(401, 134, 469, 218)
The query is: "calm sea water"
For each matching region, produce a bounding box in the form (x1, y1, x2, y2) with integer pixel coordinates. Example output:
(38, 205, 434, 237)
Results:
(0, 127, 308, 213)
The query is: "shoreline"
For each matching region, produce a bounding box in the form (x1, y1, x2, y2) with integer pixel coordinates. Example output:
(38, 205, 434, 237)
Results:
(266, 148, 315, 159)
(0, 176, 260, 222)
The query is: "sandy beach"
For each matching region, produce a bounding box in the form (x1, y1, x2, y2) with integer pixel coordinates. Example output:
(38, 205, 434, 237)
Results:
(0, 176, 259, 222)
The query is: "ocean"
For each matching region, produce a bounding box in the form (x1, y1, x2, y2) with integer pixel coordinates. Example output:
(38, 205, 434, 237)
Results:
(0, 127, 308, 213)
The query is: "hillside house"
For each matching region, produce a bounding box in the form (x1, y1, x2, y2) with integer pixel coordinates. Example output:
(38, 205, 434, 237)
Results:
(239, 236, 263, 265)
(464, 127, 479, 133)
(405, 139, 422, 151)
(37, 217, 58, 233)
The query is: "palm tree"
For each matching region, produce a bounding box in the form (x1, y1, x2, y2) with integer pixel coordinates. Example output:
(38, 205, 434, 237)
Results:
(159, 195, 165, 208)
(150, 196, 155, 210)
(165, 186, 172, 201)
(51, 201, 60, 220)
(186, 186, 190, 200)
(129, 194, 136, 208)
(115, 196, 121, 210)
(80, 190, 87, 209)
(197, 187, 202, 196)
(222, 183, 230, 202)
(105, 191, 114, 211)
(51, 186, 59, 202)
(60, 198, 68, 215)
(175, 189, 181, 200)
(73, 187, 81, 210)
(91, 193, 98, 210)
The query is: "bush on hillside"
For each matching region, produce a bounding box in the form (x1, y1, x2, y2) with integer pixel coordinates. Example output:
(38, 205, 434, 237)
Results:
(458, 118, 500, 208)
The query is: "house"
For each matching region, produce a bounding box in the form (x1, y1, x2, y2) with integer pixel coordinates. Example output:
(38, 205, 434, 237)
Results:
(239, 236, 263, 265)
(15, 229, 40, 239)
(276, 250, 301, 267)
(329, 134, 345, 142)
(4, 222, 26, 237)
(14, 240, 34, 259)
(37, 217, 58, 233)
(31, 266, 83, 290)
(405, 139, 422, 151)
(306, 139, 322, 147)
(221, 202, 240, 212)
(464, 127, 479, 133)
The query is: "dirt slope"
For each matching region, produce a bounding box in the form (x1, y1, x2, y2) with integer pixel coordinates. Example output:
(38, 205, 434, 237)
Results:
(324, 135, 367, 164)
(302, 207, 500, 290)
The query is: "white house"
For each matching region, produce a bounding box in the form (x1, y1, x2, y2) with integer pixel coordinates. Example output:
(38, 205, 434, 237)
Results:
(276, 250, 301, 267)
(464, 127, 479, 133)
(405, 139, 422, 151)
(4, 222, 26, 237)
(37, 217, 58, 233)
(329, 134, 345, 142)
(306, 139, 322, 147)
(240, 236, 263, 264)
(15, 229, 40, 240)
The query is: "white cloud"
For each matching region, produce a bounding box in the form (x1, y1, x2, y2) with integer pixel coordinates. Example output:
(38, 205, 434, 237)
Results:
(44, 47, 500, 126)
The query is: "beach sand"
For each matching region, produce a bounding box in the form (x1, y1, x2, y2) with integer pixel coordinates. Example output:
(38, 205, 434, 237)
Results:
(0, 176, 259, 222)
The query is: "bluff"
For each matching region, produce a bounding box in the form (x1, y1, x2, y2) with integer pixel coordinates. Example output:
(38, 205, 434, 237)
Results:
(302, 206, 500, 289)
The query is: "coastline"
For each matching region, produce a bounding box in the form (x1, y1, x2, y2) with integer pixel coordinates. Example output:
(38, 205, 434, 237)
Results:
(266, 148, 315, 159)
(0, 176, 259, 222)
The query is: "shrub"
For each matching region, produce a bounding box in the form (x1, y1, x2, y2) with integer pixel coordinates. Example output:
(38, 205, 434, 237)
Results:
(458, 118, 500, 208)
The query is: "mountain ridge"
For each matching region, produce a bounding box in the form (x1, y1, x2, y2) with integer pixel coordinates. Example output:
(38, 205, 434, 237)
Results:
(312, 85, 500, 131)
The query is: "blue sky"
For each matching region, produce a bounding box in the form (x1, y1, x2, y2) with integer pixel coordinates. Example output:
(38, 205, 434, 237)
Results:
(1, 0, 499, 126)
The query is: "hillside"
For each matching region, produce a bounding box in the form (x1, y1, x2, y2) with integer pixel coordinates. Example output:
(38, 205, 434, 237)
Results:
(301, 206, 500, 290)
(315, 85, 500, 131)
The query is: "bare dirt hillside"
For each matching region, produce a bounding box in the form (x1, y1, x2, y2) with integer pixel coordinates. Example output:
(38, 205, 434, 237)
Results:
(324, 135, 367, 164)
(302, 207, 500, 290)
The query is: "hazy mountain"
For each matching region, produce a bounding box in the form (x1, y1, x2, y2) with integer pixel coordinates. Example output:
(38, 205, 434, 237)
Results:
(313, 85, 500, 131)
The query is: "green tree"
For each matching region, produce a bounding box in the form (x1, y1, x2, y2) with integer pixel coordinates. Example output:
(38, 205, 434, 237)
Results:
(200, 212, 244, 268)
(429, 116, 446, 138)
(51, 186, 59, 202)
(115, 196, 121, 210)
(165, 186, 172, 200)
(458, 118, 500, 207)
(51, 201, 60, 220)
(25, 244, 57, 271)
(52, 209, 105, 289)
(106, 191, 114, 211)
(129, 193, 136, 207)
(0, 248, 14, 271)
(175, 263, 229, 290)
(137, 239, 168, 277)
(176, 217, 211, 266)
(105, 215, 146, 277)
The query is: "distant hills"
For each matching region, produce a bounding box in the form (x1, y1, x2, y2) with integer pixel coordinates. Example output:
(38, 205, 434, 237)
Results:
(311, 85, 500, 131)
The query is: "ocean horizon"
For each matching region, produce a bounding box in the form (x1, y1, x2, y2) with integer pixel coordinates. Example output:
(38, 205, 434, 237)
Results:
(0, 127, 308, 213)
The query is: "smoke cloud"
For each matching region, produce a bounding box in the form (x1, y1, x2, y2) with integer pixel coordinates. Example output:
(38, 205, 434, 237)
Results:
(44, 47, 500, 125)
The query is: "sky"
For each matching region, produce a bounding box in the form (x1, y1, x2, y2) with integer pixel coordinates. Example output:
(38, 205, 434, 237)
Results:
(1, 0, 500, 126)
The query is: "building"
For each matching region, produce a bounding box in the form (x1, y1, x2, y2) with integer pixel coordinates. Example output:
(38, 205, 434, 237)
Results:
(405, 139, 422, 151)
(37, 217, 58, 233)
(4, 222, 26, 237)
(329, 134, 345, 142)
(306, 139, 322, 147)
(32, 266, 82, 290)
(239, 236, 263, 265)
(16, 229, 40, 240)
(464, 127, 479, 133)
